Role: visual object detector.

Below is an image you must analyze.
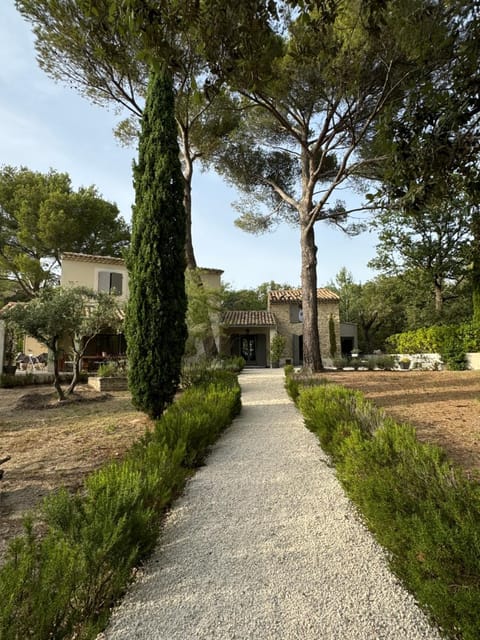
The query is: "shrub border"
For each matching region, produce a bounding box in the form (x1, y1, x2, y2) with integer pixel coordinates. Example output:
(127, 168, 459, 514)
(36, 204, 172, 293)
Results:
(0, 370, 241, 639)
(286, 367, 480, 640)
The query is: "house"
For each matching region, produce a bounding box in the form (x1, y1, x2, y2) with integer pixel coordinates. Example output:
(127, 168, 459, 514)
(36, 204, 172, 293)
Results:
(221, 288, 341, 367)
(60, 252, 224, 369)
(5, 251, 343, 371)
(62, 253, 342, 368)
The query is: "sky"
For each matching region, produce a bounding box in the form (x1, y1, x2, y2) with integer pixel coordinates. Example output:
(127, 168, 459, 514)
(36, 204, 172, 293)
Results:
(0, 1, 380, 291)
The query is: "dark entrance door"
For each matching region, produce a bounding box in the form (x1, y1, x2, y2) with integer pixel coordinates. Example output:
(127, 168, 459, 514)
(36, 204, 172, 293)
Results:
(240, 336, 257, 364)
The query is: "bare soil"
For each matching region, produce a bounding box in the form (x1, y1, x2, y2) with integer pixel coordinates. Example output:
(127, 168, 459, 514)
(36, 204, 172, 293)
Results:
(0, 384, 153, 565)
(1, 371, 480, 566)
(323, 369, 480, 479)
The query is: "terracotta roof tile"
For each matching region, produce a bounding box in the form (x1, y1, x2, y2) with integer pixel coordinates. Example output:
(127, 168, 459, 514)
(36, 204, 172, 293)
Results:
(61, 252, 125, 266)
(268, 288, 339, 303)
(221, 310, 277, 327)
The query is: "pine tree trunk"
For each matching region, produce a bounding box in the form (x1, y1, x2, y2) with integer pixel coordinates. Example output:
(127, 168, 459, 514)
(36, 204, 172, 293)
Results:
(182, 135, 218, 358)
(300, 223, 323, 372)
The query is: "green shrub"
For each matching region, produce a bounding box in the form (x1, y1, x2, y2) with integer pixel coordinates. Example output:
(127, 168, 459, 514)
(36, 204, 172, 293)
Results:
(0, 372, 240, 639)
(96, 362, 126, 378)
(387, 322, 480, 357)
(284, 368, 325, 404)
(440, 327, 467, 370)
(157, 377, 241, 467)
(375, 354, 395, 370)
(221, 356, 245, 372)
(298, 384, 383, 458)
(296, 381, 480, 640)
(333, 356, 348, 370)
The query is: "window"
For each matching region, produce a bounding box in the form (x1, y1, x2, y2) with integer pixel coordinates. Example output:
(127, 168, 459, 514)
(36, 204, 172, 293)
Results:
(98, 271, 123, 295)
(289, 304, 303, 323)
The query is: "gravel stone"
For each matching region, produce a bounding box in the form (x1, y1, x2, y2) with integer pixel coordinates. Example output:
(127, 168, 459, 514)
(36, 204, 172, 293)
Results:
(98, 369, 443, 640)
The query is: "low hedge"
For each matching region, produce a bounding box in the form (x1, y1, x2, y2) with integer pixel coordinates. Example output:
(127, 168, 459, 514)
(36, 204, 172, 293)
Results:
(387, 322, 480, 365)
(0, 370, 241, 639)
(295, 381, 480, 640)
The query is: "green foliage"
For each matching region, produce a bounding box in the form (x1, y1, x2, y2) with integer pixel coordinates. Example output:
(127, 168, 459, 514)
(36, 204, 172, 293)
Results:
(270, 333, 286, 364)
(296, 382, 480, 639)
(156, 378, 241, 468)
(221, 281, 293, 311)
(440, 327, 467, 371)
(374, 354, 395, 371)
(328, 314, 337, 359)
(284, 366, 325, 404)
(0, 372, 240, 639)
(181, 358, 244, 389)
(125, 69, 187, 419)
(184, 269, 222, 358)
(387, 323, 480, 367)
(96, 361, 126, 378)
(333, 356, 348, 370)
(368, 196, 472, 318)
(4, 286, 122, 398)
(0, 165, 129, 297)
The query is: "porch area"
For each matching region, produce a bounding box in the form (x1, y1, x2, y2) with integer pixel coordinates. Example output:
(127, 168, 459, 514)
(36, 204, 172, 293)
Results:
(220, 311, 277, 368)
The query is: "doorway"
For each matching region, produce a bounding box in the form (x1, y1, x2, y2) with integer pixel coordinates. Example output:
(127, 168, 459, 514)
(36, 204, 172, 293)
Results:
(240, 335, 257, 364)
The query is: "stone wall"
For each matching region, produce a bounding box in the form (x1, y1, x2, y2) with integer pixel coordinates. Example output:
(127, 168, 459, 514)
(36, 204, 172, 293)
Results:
(270, 300, 341, 364)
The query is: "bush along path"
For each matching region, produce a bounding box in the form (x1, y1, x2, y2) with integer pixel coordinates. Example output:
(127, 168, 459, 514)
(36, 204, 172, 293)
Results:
(0, 370, 241, 640)
(99, 369, 440, 640)
(287, 367, 480, 640)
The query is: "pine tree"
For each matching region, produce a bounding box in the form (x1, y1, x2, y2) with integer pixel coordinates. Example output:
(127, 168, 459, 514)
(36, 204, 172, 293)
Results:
(125, 68, 187, 419)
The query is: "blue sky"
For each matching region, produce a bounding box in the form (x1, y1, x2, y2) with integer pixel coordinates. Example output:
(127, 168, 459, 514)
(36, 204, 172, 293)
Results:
(0, 1, 380, 291)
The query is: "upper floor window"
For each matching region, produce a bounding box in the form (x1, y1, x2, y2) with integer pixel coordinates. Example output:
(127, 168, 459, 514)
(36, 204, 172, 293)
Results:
(98, 271, 123, 295)
(289, 304, 303, 323)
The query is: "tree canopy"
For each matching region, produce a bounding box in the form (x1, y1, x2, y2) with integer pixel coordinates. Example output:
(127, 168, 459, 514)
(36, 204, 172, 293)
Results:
(0, 166, 130, 298)
(211, 1, 450, 369)
(4, 286, 122, 399)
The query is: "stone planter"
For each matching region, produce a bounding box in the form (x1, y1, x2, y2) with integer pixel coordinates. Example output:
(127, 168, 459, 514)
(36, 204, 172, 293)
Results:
(89, 376, 128, 392)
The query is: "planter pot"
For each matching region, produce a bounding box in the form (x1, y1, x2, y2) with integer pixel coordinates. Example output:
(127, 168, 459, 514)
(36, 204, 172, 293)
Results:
(89, 376, 128, 392)
(399, 362, 410, 370)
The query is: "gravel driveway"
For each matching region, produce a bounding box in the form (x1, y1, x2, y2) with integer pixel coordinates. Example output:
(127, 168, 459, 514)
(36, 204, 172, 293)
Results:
(99, 368, 442, 640)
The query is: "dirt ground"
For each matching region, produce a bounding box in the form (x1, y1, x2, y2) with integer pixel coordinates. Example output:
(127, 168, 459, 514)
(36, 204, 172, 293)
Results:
(0, 384, 153, 565)
(1, 371, 480, 566)
(323, 369, 480, 479)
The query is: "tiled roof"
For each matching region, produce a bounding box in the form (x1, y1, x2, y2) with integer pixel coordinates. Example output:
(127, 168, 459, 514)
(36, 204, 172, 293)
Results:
(61, 252, 125, 266)
(61, 253, 223, 275)
(221, 310, 277, 327)
(268, 288, 339, 303)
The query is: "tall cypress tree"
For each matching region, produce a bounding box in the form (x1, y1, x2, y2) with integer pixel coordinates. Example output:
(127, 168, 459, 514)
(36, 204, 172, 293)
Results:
(125, 68, 187, 419)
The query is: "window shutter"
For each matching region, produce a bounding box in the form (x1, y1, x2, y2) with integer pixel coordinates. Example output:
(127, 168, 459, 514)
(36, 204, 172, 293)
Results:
(110, 272, 123, 295)
(98, 271, 110, 292)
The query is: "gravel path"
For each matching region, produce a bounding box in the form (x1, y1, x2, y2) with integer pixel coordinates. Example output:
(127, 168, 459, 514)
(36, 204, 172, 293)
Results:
(99, 369, 442, 640)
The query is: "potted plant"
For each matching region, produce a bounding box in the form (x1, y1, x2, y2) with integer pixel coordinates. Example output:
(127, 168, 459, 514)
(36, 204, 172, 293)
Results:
(399, 356, 411, 370)
(270, 333, 286, 368)
(89, 360, 128, 391)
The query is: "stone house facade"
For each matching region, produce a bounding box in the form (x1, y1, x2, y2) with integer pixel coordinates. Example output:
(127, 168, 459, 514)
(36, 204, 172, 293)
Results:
(221, 288, 341, 367)
(4, 252, 341, 371)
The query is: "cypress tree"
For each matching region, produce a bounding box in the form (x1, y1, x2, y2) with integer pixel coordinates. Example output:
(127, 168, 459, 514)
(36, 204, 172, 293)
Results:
(125, 68, 187, 419)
